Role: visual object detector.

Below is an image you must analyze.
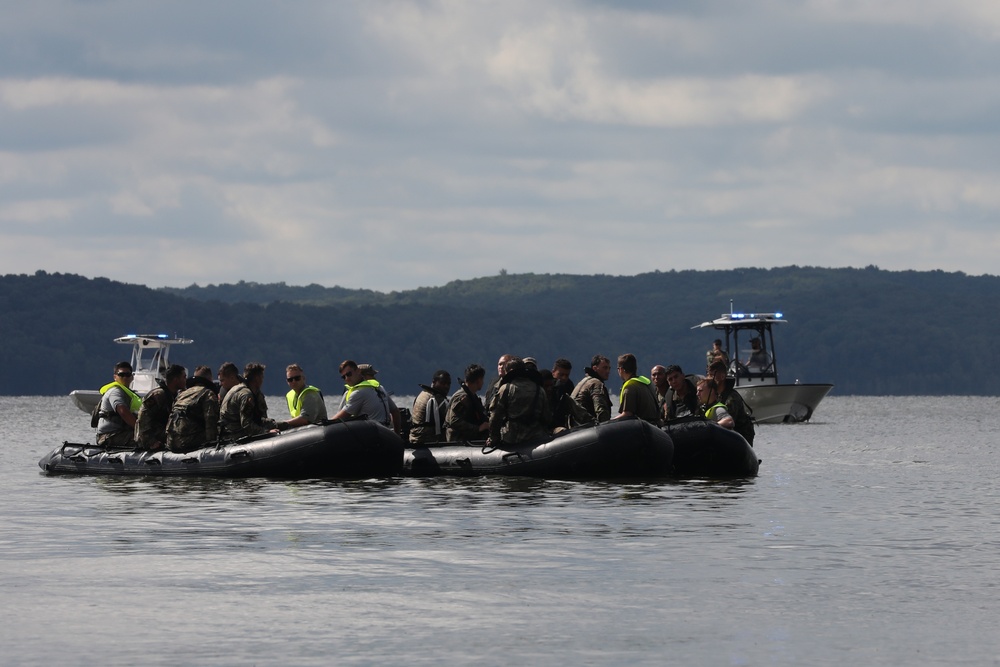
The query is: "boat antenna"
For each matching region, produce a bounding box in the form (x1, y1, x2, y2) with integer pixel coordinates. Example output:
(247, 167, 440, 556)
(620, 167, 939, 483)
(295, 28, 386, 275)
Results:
(729, 299, 734, 317)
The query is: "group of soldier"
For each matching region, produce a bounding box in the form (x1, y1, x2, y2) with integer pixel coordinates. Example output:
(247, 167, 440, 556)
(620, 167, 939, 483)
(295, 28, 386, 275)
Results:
(92, 348, 755, 453)
(407, 352, 755, 449)
(94, 360, 328, 453)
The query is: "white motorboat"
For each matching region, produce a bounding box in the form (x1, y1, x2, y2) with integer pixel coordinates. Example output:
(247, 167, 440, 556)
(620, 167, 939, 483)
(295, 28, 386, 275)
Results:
(693, 308, 832, 423)
(69, 334, 193, 413)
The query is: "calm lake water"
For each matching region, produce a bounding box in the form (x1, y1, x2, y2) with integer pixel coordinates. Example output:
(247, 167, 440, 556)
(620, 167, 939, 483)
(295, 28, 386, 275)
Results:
(2, 395, 999, 666)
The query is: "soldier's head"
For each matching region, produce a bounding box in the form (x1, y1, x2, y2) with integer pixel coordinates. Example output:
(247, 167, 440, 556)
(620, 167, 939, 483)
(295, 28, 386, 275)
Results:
(617, 353, 637, 378)
(165, 364, 187, 392)
(218, 362, 240, 391)
(243, 362, 266, 390)
(504, 356, 525, 377)
(590, 355, 611, 381)
(464, 364, 486, 392)
(696, 378, 718, 404)
(339, 360, 361, 386)
(497, 354, 514, 376)
(431, 370, 452, 395)
(650, 365, 668, 391)
(665, 365, 685, 391)
(552, 358, 572, 383)
(286, 363, 306, 392)
(113, 361, 134, 386)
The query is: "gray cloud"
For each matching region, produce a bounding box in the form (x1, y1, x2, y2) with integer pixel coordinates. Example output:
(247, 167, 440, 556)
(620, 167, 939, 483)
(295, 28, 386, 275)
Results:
(1, 0, 999, 290)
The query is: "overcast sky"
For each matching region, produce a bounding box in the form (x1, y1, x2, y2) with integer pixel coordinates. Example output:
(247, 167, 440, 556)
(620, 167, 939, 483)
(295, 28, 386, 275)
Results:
(2, 0, 998, 291)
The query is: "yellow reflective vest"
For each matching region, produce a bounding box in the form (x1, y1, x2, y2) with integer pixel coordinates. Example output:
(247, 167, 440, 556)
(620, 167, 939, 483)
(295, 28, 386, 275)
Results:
(99, 380, 142, 414)
(344, 379, 381, 401)
(618, 375, 652, 405)
(703, 402, 727, 420)
(286, 385, 321, 417)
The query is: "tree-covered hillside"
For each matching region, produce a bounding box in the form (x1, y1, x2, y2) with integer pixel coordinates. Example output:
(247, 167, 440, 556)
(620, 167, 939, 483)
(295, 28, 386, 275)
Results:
(4, 267, 998, 397)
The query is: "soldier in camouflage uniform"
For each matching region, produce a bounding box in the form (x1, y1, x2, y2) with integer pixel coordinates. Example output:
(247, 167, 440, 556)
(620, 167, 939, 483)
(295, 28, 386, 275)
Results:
(134, 364, 187, 451)
(445, 364, 489, 442)
(219, 362, 277, 439)
(165, 366, 220, 453)
(708, 360, 755, 446)
(488, 357, 551, 447)
(571, 354, 613, 423)
(409, 370, 452, 445)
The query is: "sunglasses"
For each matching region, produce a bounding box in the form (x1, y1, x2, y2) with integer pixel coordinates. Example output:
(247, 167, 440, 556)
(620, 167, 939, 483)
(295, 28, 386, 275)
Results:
(116, 371, 133, 378)
(286, 375, 302, 383)
(341, 371, 354, 380)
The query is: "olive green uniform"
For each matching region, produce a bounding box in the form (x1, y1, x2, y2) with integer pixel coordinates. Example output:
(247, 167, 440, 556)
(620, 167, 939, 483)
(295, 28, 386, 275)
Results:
(489, 376, 551, 445)
(571, 371, 612, 423)
(165, 384, 220, 453)
(219, 383, 275, 439)
(134, 385, 174, 450)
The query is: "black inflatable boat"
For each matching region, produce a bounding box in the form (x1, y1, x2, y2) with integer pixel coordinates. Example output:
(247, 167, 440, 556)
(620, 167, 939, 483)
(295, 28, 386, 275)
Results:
(39, 418, 404, 479)
(663, 417, 760, 477)
(404, 416, 673, 479)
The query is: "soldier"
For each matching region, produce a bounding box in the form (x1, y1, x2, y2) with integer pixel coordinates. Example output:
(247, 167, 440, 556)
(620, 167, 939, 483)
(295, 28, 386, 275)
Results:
(614, 353, 660, 424)
(663, 364, 699, 421)
(696, 378, 735, 429)
(165, 366, 220, 453)
(409, 370, 451, 445)
(95, 361, 142, 450)
(488, 357, 551, 447)
(358, 364, 402, 435)
(650, 365, 670, 415)
(706, 338, 730, 371)
(708, 360, 755, 446)
(484, 353, 514, 416)
(279, 363, 327, 429)
(217, 361, 241, 401)
(134, 363, 187, 451)
(571, 354, 613, 423)
(219, 362, 277, 439)
(445, 364, 489, 442)
(330, 360, 393, 427)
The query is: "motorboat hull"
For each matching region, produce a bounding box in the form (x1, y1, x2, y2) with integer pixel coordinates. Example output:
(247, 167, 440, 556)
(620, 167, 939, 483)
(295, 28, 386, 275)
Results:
(69, 390, 101, 414)
(734, 383, 833, 423)
(39, 419, 404, 479)
(403, 417, 673, 479)
(663, 417, 760, 477)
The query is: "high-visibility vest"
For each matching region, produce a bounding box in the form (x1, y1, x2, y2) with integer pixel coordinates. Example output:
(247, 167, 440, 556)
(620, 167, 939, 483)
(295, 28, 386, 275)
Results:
(100, 380, 142, 414)
(286, 385, 321, 417)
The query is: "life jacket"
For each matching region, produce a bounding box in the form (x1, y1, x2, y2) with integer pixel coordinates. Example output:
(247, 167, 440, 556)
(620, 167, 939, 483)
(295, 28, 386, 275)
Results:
(618, 375, 652, 405)
(286, 385, 322, 417)
(344, 379, 380, 401)
(101, 380, 142, 412)
(92, 380, 142, 427)
(344, 379, 392, 426)
(704, 402, 728, 421)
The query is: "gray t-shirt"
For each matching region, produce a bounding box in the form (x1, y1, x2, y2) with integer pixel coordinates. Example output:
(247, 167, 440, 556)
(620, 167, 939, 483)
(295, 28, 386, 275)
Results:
(298, 389, 328, 424)
(97, 385, 131, 435)
(338, 384, 391, 426)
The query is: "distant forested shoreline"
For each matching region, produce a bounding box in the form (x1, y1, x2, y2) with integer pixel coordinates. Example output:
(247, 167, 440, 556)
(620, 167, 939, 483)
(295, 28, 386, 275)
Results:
(3, 266, 997, 397)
